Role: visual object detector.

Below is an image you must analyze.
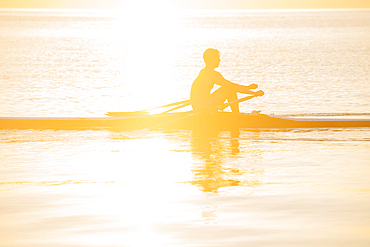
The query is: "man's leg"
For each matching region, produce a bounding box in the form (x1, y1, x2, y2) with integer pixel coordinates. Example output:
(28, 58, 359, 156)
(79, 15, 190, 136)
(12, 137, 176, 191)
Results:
(208, 87, 239, 113)
(227, 92, 239, 113)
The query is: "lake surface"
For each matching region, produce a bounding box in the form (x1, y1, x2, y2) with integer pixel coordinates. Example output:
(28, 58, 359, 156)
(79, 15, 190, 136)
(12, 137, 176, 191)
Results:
(0, 8, 369, 247)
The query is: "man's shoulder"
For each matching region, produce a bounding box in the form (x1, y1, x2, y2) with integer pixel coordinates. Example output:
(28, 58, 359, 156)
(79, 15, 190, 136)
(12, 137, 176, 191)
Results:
(197, 69, 222, 81)
(203, 69, 221, 76)
(210, 70, 223, 79)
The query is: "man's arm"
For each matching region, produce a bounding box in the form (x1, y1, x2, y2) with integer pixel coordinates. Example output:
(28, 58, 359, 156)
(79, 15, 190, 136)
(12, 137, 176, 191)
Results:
(213, 71, 261, 95)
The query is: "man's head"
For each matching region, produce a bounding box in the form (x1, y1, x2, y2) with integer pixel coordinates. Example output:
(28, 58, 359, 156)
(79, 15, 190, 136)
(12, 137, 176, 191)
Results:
(203, 48, 221, 68)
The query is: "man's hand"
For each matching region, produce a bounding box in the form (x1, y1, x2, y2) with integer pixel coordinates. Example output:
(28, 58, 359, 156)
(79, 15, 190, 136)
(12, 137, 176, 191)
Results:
(254, 90, 264, 96)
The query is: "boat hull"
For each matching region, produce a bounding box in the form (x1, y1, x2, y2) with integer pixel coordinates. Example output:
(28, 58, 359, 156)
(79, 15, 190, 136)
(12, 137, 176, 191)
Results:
(0, 113, 369, 130)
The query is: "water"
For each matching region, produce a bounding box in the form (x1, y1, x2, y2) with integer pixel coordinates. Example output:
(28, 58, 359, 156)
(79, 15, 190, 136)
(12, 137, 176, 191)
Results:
(0, 8, 370, 247)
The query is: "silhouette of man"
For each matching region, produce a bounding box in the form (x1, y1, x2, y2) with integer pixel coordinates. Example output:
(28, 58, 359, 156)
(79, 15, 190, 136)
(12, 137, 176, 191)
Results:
(191, 48, 263, 113)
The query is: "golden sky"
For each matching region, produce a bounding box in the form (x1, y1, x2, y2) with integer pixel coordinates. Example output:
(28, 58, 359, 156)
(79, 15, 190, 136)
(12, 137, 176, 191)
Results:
(0, 0, 369, 9)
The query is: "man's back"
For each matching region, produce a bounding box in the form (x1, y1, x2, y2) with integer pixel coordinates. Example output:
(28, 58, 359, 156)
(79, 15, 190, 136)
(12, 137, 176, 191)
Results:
(190, 68, 216, 103)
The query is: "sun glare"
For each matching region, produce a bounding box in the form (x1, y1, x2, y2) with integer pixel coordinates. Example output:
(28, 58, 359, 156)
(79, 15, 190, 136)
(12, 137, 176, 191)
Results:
(114, 1, 182, 110)
(78, 137, 194, 246)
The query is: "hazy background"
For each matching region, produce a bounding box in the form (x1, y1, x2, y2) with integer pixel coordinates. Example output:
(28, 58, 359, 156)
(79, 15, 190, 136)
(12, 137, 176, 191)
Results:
(1, 0, 370, 9)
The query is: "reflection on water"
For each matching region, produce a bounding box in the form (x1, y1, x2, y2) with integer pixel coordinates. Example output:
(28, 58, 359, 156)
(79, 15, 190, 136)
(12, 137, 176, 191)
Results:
(190, 126, 264, 193)
(1, 128, 370, 246)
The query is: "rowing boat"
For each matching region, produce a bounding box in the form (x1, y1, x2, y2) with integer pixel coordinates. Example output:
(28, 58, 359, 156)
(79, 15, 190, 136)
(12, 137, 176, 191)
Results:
(1, 112, 369, 130)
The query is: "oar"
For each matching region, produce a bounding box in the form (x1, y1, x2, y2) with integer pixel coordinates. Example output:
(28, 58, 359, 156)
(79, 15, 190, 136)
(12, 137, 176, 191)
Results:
(160, 100, 192, 114)
(122, 93, 263, 138)
(106, 99, 190, 116)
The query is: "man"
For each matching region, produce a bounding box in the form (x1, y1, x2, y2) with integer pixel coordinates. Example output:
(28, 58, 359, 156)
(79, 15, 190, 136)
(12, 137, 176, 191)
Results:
(190, 48, 264, 113)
